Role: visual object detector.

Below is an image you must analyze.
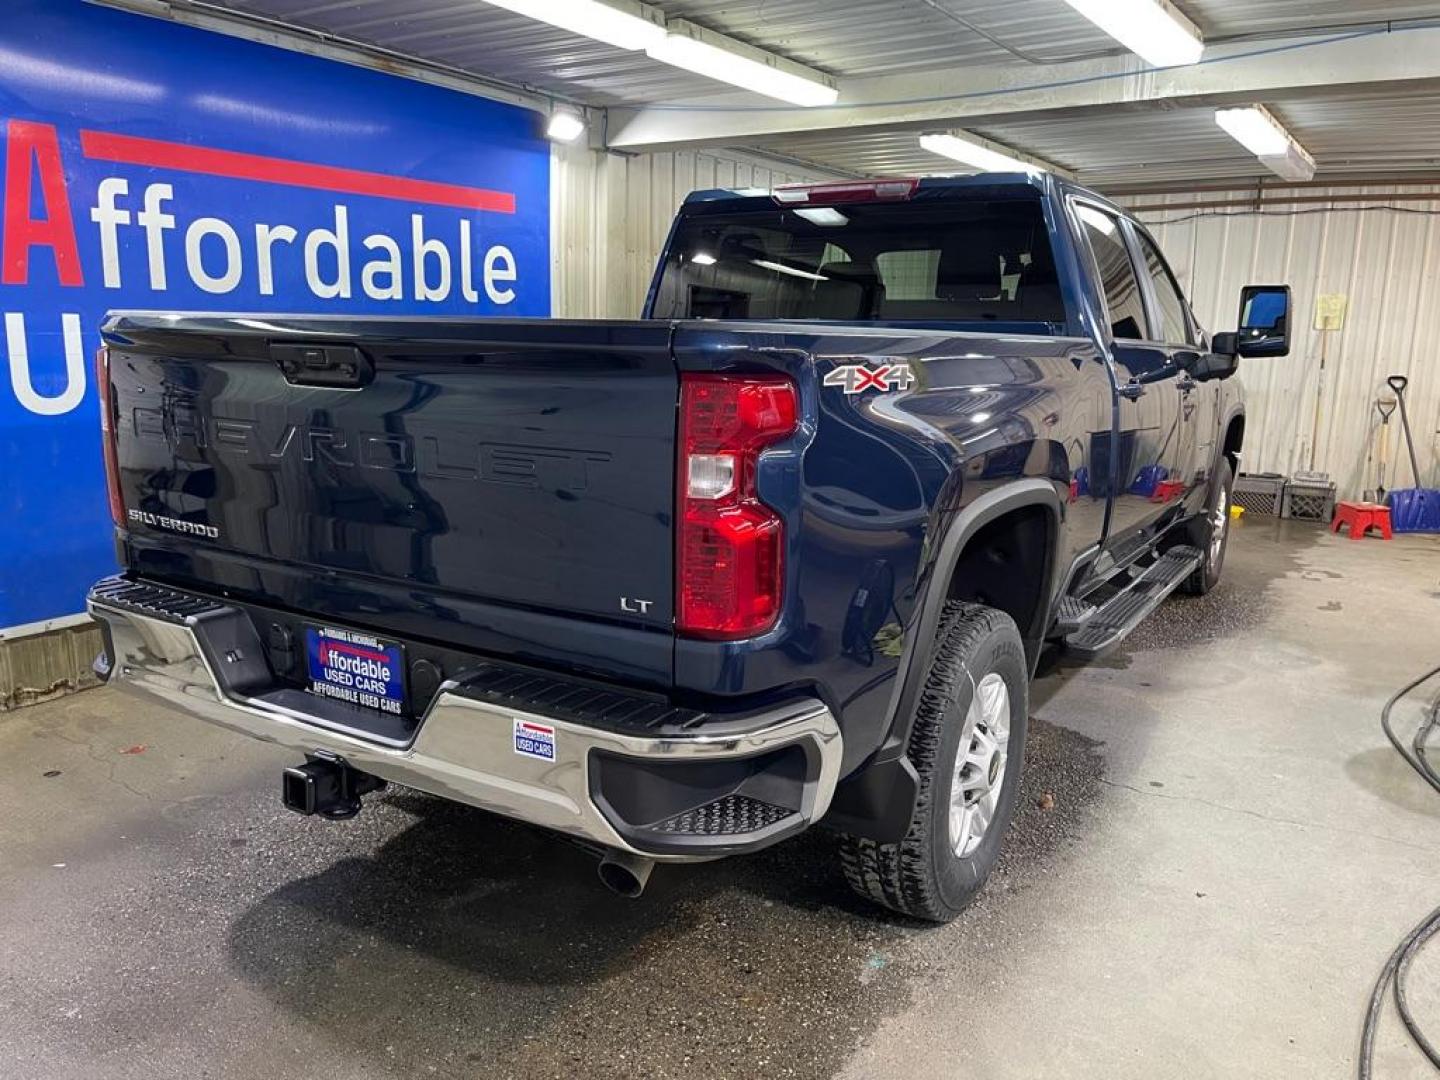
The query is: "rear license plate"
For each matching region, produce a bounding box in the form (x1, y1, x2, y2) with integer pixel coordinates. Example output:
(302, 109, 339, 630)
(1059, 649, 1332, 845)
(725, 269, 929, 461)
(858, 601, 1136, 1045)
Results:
(304, 626, 406, 716)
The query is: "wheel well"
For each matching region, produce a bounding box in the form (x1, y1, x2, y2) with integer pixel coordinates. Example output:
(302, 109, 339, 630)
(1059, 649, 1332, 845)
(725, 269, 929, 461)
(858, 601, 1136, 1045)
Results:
(1223, 415, 1244, 475)
(944, 506, 1053, 667)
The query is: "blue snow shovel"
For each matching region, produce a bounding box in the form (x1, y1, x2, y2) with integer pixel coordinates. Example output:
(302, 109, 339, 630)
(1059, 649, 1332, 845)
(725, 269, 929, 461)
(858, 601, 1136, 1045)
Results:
(1385, 375, 1440, 532)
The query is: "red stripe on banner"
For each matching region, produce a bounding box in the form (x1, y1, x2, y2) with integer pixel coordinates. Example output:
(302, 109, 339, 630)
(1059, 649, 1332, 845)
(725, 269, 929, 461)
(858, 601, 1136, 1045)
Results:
(79, 130, 517, 214)
(325, 642, 390, 664)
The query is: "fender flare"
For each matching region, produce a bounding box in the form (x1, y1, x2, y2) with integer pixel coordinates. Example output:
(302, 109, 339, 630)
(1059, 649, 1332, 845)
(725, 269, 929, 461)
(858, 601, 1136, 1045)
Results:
(1219, 406, 1245, 453)
(823, 478, 1065, 842)
(1213, 405, 1246, 482)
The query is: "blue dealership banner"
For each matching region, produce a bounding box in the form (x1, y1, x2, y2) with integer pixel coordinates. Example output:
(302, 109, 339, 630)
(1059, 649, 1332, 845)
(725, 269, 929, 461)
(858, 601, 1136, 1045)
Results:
(0, 0, 551, 627)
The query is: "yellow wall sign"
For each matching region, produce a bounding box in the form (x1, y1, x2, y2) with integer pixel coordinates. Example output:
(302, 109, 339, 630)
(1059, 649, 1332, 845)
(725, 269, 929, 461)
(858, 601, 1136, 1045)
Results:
(1314, 293, 1348, 331)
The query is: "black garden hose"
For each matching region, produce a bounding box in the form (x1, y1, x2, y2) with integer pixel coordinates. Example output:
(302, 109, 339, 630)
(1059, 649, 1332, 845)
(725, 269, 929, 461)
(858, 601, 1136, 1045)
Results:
(1359, 666, 1440, 1079)
(1379, 665, 1440, 797)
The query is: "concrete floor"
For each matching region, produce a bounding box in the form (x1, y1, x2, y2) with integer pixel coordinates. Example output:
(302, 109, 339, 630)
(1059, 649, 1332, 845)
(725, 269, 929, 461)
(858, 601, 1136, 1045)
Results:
(1, 521, 1438, 1079)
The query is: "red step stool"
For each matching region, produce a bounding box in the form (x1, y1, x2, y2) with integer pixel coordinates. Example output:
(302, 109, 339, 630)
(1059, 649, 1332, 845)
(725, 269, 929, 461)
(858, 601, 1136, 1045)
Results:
(1331, 501, 1392, 540)
(1150, 479, 1186, 503)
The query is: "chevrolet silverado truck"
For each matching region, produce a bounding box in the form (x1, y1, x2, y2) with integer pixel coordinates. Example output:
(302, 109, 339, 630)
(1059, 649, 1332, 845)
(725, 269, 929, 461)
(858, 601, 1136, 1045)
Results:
(88, 173, 1290, 921)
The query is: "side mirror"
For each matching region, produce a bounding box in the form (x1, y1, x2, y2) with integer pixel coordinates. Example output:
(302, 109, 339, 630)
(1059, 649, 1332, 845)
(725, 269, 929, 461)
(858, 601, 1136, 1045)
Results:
(1230, 284, 1291, 358)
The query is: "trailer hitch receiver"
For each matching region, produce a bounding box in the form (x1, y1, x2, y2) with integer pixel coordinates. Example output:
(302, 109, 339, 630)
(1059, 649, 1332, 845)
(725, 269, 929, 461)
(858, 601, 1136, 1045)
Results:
(282, 755, 386, 819)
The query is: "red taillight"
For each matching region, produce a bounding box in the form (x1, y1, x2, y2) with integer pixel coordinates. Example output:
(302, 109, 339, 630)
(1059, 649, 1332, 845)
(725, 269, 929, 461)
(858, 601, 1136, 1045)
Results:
(772, 178, 919, 206)
(96, 346, 124, 528)
(677, 374, 798, 640)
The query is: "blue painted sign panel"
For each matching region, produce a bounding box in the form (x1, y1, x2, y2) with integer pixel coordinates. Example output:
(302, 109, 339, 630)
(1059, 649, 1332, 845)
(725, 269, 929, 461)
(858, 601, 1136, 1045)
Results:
(305, 626, 406, 716)
(0, 0, 551, 627)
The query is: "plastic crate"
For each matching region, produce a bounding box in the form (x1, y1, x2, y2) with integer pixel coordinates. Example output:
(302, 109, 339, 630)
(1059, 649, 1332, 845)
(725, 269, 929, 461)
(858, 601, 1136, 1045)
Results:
(1282, 479, 1336, 522)
(1234, 472, 1286, 516)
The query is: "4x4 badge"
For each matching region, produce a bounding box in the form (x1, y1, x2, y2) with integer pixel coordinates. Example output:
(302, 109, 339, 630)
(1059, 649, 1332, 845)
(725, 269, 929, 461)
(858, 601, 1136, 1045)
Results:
(824, 362, 916, 394)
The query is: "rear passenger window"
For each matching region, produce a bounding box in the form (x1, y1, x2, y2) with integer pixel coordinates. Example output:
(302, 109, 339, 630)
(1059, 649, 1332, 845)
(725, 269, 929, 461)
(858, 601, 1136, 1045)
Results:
(1075, 204, 1147, 341)
(875, 249, 942, 301)
(1137, 232, 1193, 344)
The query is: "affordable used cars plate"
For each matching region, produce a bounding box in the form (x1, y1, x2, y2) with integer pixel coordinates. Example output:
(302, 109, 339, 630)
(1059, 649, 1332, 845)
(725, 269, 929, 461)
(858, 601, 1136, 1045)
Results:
(305, 625, 406, 716)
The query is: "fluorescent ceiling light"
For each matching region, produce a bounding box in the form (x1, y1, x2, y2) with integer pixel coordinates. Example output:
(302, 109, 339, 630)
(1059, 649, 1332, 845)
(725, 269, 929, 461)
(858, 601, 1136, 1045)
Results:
(690, 252, 717, 265)
(794, 208, 849, 226)
(647, 20, 838, 107)
(477, 0, 664, 51)
(1061, 0, 1204, 67)
(477, 4, 837, 106)
(1260, 142, 1317, 182)
(1215, 105, 1315, 181)
(545, 111, 587, 143)
(1215, 105, 1291, 156)
(752, 259, 829, 282)
(919, 132, 1042, 174)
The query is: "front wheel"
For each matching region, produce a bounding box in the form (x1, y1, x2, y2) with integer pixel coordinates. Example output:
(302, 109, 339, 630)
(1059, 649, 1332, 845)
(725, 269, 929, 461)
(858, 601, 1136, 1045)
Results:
(1181, 458, 1233, 596)
(838, 602, 1029, 923)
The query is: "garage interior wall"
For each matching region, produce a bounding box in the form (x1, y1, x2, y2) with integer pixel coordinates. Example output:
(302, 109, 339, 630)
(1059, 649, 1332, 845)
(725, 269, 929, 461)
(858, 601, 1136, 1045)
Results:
(550, 143, 827, 320)
(1127, 185, 1440, 499)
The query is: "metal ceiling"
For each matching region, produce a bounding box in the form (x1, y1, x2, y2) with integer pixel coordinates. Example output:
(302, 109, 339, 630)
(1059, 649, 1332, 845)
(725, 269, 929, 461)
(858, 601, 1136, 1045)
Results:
(744, 91, 1440, 186)
(199, 0, 1440, 104)
(144, 1, 1440, 187)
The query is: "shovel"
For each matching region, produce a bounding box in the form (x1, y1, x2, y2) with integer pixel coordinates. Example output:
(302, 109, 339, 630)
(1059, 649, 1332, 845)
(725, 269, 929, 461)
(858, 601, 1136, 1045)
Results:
(1375, 396, 1397, 502)
(1385, 374, 1440, 532)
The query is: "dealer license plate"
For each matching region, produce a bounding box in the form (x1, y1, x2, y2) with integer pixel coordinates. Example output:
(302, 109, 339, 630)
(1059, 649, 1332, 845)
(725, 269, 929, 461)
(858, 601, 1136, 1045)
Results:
(304, 625, 406, 716)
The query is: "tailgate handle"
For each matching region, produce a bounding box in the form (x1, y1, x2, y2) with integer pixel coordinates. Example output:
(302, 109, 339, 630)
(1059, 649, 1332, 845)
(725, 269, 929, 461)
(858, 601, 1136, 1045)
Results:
(271, 343, 374, 388)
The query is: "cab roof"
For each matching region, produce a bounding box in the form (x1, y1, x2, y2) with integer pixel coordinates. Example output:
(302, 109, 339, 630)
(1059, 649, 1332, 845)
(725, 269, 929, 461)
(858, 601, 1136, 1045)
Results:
(679, 172, 1125, 217)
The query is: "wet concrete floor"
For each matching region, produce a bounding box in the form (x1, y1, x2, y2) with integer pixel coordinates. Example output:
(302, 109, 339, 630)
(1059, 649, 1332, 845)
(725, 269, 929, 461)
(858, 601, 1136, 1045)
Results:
(2, 522, 1438, 1078)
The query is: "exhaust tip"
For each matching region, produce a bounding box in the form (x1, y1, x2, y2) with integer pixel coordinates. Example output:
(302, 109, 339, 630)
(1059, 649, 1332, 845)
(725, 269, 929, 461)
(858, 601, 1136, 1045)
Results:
(597, 853, 654, 898)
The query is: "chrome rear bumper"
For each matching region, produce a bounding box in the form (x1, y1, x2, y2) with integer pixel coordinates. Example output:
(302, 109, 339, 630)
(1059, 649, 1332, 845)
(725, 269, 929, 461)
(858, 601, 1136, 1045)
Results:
(87, 579, 842, 862)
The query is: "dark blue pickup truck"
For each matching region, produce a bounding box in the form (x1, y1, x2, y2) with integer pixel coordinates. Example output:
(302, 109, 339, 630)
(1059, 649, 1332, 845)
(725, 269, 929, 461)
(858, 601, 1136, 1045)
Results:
(88, 173, 1290, 921)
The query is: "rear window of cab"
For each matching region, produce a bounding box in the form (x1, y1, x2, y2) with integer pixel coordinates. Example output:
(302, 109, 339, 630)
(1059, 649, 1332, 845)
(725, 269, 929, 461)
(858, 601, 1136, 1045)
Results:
(651, 196, 1066, 330)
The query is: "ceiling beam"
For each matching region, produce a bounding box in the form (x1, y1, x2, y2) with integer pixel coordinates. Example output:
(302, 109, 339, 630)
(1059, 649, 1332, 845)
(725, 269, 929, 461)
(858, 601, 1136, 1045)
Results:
(1105, 172, 1440, 198)
(605, 25, 1440, 152)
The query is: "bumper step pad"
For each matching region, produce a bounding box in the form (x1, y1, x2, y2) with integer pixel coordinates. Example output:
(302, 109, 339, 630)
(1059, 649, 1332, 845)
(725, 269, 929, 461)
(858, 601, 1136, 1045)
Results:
(1063, 546, 1202, 659)
(652, 794, 794, 837)
(88, 577, 225, 622)
(459, 662, 707, 737)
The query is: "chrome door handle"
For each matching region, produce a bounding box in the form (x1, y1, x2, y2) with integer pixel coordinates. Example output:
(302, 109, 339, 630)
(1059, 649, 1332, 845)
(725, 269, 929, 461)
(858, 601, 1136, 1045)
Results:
(1117, 381, 1146, 400)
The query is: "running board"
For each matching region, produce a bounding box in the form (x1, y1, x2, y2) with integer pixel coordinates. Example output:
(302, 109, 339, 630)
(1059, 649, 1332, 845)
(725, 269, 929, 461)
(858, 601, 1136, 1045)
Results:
(1062, 546, 1202, 659)
(1053, 595, 1098, 635)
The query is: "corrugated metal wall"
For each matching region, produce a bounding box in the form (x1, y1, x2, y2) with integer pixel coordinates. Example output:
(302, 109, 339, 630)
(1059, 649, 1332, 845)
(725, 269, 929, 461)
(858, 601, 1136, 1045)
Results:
(1128, 186, 1440, 500)
(550, 143, 828, 319)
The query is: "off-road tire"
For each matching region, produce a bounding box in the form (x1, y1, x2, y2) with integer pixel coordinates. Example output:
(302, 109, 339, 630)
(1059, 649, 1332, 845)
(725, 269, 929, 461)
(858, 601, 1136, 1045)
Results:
(838, 602, 1029, 923)
(1180, 458, 1233, 596)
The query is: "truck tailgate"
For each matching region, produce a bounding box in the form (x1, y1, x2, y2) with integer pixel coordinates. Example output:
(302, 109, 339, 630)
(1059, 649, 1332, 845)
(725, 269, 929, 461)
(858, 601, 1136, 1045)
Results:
(102, 314, 677, 675)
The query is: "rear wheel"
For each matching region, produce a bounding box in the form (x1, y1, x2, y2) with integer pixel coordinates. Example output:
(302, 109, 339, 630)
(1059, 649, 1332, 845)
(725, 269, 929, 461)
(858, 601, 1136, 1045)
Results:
(1181, 458, 1233, 596)
(839, 603, 1028, 923)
